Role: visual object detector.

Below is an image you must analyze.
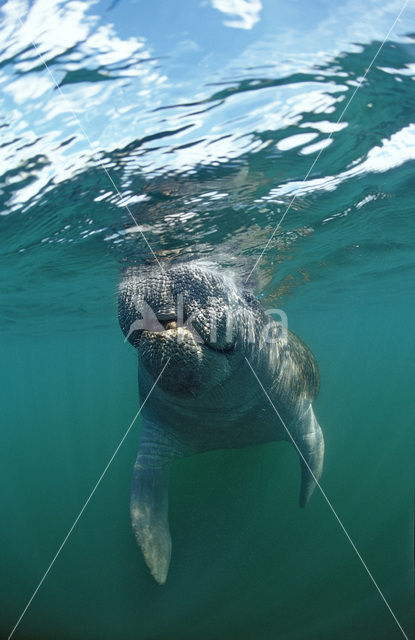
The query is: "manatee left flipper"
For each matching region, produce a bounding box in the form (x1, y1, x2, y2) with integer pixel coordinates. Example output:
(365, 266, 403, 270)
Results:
(293, 405, 325, 507)
(130, 420, 185, 584)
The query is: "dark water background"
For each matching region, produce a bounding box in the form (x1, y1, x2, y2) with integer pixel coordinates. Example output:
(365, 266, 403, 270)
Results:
(0, 0, 414, 638)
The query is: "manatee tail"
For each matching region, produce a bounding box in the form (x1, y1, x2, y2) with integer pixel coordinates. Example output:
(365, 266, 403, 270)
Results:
(294, 405, 325, 508)
(130, 420, 184, 584)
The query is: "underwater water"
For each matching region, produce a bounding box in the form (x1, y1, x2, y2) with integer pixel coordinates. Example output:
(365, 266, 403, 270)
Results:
(0, 0, 414, 638)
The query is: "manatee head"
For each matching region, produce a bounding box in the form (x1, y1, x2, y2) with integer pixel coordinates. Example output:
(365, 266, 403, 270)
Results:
(118, 263, 254, 396)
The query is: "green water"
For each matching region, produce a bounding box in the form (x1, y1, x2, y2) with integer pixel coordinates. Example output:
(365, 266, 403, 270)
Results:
(0, 0, 414, 638)
(1, 301, 413, 639)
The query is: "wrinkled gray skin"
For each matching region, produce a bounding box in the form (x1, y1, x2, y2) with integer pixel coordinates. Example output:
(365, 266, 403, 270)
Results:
(118, 262, 324, 584)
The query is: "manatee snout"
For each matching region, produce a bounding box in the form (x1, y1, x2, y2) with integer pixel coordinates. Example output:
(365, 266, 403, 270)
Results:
(119, 264, 240, 395)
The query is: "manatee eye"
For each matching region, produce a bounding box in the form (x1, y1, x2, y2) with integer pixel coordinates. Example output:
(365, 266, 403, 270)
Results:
(127, 330, 142, 348)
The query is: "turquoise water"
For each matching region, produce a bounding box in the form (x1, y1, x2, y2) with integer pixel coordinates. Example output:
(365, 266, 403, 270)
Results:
(0, 0, 414, 638)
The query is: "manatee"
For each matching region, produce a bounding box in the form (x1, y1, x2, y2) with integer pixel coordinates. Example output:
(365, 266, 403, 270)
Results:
(118, 261, 324, 584)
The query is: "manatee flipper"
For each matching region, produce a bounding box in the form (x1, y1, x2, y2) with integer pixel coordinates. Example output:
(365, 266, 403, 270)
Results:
(294, 405, 325, 507)
(130, 420, 184, 584)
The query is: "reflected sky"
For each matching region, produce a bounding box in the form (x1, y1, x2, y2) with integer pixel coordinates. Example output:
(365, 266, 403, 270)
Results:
(0, 0, 414, 326)
(1, 0, 414, 214)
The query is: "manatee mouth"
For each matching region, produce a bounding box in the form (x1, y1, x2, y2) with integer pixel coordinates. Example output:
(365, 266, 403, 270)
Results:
(159, 319, 178, 331)
(130, 315, 235, 355)
(137, 321, 234, 396)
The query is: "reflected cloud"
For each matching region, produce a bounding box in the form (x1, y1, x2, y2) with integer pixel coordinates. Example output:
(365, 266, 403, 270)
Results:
(0, 0, 168, 211)
(300, 120, 348, 134)
(345, 123, 415, 175)
(300, 138, 333, 155)
(4, 74, 53, 105)
(379, 63, 415, 77)
(258, 123, 415, 203)
(211, 0, 262, 30)
(0, 0, 93, 67)
(276, 133, 318, 151)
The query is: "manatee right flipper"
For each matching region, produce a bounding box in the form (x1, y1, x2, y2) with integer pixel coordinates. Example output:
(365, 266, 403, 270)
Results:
(130, 420, 185, 584)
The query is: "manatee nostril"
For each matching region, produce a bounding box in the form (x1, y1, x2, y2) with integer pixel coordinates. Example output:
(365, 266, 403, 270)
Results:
(156, 306, 177, 328)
